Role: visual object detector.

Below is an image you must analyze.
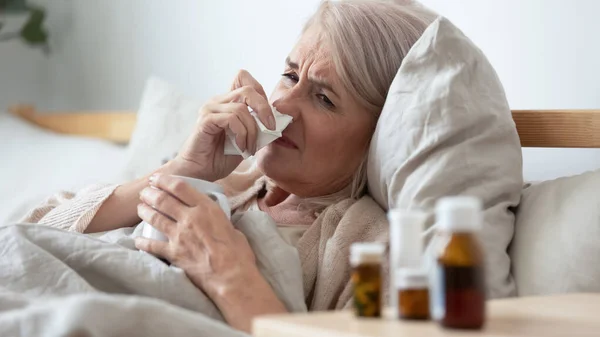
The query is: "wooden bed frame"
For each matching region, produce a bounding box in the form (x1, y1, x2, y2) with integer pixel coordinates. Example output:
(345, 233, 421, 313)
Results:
(8, 104, 600, 148)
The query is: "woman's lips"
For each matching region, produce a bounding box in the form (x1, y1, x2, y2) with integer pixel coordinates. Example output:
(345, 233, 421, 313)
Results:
(274, 135, 298, 149)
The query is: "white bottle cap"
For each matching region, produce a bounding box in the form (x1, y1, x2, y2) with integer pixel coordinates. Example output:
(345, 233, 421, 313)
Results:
(436, 196, 483, 232)
(396, 268, 429, 290)
(350, 242, 386, 266)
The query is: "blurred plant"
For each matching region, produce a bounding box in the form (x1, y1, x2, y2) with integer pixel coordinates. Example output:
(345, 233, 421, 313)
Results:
(0, 0, 49, 53)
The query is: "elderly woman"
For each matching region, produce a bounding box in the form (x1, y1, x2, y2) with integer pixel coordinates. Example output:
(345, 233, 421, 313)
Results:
(23, 0, 436, 333)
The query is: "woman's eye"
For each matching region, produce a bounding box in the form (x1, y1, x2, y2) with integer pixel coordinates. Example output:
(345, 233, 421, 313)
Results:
(317, 94, 335, 108)
(282, 72, 299, 82)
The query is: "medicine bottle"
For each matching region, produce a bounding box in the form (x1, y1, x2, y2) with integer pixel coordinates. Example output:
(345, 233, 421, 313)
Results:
(396, 268, 430, 320)
(350, 242, 385, 318)
(387, 209, 426, 313)
(431, 196, 486, 330)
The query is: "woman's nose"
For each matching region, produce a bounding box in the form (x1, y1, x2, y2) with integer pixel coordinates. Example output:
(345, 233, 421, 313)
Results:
(272, 96, 301, 121)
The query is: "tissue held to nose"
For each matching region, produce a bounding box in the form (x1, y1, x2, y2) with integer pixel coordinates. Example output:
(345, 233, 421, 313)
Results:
(224, 106, 293, 159)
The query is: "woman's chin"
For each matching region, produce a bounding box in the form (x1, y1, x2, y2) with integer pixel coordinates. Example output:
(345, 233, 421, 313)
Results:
(255, 146, 295, 180)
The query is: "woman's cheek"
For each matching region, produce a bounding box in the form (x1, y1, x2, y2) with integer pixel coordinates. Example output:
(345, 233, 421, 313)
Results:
(310, 124, 346, 160)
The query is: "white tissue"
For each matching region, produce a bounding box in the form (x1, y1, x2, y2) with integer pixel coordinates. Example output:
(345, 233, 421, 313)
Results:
(224, 106, 293, 158)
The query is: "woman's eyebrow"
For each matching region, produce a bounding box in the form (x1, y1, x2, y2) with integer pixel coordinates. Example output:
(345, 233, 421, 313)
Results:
(286, 57, 299, 69)
(311, 77, 338, 97)
(286, 57, 339, 98)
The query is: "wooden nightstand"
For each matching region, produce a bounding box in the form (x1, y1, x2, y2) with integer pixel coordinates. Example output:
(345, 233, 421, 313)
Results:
(254, 293, 600, 337)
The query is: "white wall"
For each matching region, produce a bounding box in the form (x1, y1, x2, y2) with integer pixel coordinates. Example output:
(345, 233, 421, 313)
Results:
(3, 0, 600, 181)
(419, 0, 600, 181)
(2, 0, 321, 110)
(0, 15, 47, 109)
(36, 0, 321, 110)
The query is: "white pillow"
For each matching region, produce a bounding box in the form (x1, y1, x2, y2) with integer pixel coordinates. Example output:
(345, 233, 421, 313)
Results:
(124, 77, 202, 179)
(367, 17, 523, 298)
(0, 112, 128, 225)
(510, 170, 600, 296)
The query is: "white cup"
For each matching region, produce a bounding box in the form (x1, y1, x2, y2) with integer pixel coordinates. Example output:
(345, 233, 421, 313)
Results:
(139, 175, 231, 242)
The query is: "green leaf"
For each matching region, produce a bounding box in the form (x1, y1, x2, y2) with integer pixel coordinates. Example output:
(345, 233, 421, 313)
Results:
(19, 7, 47, 45)
(0, 0, 28, 13)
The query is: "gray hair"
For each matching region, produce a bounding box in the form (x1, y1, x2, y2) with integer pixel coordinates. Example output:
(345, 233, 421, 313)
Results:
(297, 0, 436, 212)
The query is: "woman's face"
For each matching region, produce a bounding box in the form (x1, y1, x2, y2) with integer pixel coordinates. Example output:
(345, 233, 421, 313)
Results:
(256, 27, 376, 197)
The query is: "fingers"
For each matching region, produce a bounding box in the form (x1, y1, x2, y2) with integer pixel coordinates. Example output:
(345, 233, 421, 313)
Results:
(137, 203, 176, 238)
(148, 174, 202, 207)
(219, 85, 275, 131)
(234, 105, 259, 154)
(237, 86, 276, 130)
(134, 237, 169, 258)
(140, 186, 186, 222)
(201, 104, 256, 153)
(231, 69, 267, 98)
(148, 174, 222, 211)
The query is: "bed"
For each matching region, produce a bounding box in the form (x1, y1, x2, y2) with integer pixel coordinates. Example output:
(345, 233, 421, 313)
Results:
(3, 14, 599, 335)
(3, 101, 600, 334)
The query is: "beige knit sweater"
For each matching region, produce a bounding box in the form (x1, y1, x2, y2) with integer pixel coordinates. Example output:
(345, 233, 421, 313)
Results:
(21, 164, 390, 310)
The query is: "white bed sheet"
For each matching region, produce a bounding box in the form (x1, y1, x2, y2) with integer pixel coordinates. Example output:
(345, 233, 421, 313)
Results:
(0, 112, 130, 225)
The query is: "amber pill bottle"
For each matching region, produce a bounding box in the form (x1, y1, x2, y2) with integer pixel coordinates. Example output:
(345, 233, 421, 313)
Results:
(396, 268, 430, 320)
(350, 242, 385, 318)
(431, 196, 486, 330)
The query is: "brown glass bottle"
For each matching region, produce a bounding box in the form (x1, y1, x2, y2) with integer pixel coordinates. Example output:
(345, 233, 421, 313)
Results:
(432, 197, 486, 330)
(437, 233, 485, 329)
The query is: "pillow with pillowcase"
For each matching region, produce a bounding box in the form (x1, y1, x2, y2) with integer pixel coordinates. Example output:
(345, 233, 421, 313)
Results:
(510, 169, 600, 296)
(123, 77, 202, 179)
(367, 16, 523, 298)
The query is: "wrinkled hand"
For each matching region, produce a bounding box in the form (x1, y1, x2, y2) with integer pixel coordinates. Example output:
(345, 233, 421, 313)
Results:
(173, 70, 275, 182)
(135, 174, 257, 298)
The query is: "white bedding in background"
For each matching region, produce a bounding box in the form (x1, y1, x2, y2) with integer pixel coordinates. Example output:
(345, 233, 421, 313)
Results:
(0, 112, 130, 225)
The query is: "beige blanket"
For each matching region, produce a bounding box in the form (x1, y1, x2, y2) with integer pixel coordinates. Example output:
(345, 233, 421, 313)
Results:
(298, 197, 389, 309)
(0, 212, 305, 337)
(21, 162, 390, 311)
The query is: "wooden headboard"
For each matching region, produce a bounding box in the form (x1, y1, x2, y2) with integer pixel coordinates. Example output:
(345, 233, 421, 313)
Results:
(8, 104, 600, 148)
(512, 110, 600, 148)
(9, 105, 137, 144)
